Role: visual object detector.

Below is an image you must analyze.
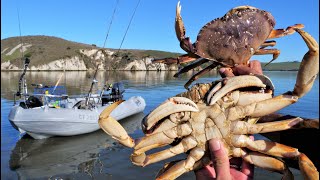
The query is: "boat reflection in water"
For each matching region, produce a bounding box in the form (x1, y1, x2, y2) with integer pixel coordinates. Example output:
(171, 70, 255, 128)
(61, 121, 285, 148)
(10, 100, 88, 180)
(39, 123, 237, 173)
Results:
(9, 112, 146, 179)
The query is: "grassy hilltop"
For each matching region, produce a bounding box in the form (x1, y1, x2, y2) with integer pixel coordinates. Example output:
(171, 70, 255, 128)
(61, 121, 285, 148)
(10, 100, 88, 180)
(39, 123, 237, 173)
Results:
(1, 35, 181, 68)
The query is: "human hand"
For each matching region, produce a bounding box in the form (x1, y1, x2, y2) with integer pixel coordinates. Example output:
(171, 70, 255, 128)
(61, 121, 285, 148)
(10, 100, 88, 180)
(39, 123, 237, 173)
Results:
(195, 138, 254, 180)
(219, 60, 263, 78)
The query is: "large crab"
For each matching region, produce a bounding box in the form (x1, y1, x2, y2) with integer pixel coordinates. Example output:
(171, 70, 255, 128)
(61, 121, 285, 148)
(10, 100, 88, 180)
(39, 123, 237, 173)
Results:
(153, 2, 305, 89)
(98, 28, 319, 179)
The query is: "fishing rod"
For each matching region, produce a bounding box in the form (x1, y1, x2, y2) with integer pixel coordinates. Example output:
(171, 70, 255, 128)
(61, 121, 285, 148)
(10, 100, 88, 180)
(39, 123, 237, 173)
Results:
(116, 0, 141, 53)
(85, 0, 120, 107)
(85, 0, 140, 108)
(103, 0, 119, 48)
(16, 57, 30, 97)
(15, 4, 29, 100)
(85, 63, 100, 107)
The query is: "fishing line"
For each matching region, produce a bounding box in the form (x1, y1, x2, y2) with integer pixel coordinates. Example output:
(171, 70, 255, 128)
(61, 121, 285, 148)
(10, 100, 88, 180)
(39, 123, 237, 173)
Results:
(103, 0, 120, 48)
(116, 0, 141, 53)
(16, 2, 25, 70)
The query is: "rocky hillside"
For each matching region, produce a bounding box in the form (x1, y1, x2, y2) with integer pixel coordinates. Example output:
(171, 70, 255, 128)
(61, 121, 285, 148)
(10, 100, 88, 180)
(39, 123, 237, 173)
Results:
(1, 36, 181, 71)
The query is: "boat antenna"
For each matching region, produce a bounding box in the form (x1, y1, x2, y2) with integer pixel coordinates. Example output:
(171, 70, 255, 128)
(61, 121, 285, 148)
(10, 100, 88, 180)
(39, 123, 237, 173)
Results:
(116, 0, 141, 54)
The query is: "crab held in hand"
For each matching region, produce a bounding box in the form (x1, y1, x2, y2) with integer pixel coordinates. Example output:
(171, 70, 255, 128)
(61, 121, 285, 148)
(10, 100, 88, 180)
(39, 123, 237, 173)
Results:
(153, 1, 305, 89)
(99, 29, 319, 180)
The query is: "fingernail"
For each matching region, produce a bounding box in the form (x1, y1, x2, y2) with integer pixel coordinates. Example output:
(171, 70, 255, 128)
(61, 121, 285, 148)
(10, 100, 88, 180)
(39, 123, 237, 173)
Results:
(210, 139, 221, 151)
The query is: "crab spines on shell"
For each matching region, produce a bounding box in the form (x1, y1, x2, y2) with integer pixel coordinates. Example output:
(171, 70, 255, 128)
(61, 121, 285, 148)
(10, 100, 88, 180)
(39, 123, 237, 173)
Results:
(225, 5, 258, 17)
(207, 75, 274, 105)
(98, 100, 135, 148)
(142, 97, 199, 132)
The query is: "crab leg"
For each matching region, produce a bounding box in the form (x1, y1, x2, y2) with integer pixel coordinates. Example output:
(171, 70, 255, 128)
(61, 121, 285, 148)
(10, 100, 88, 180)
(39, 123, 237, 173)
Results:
(155, 147, 205, 180)
(260, 40, 276, 48)
(232, 137, 319, 180)
(174, 58, 209, 77)
(231, 117, 319, 135)
(132, 135, 197, 167)
(152, 54, 198, 65)
(267, 24, 304, 39)
(293, 28, 319, 98)
(254, 48, 280, 66)
(98, 100, 135, 148)
(233, 149, 294, 179)
(259, 114, 319, 128)
(184, 62, 220, 89)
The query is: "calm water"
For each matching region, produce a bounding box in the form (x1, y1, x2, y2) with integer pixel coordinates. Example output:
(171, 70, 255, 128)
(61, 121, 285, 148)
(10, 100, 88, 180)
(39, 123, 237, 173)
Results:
(1, 71, 318, 180)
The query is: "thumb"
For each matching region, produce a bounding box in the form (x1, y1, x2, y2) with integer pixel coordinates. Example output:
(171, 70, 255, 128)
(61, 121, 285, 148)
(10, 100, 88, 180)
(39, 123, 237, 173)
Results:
(209, 139, 231, 179)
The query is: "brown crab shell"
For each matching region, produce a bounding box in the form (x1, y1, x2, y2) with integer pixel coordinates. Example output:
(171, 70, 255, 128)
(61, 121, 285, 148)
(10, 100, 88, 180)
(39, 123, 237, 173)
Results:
(195, 7, 275, 66)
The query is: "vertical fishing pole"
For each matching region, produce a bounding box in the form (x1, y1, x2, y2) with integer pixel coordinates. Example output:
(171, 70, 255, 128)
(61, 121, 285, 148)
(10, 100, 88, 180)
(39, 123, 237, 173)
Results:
(85, 0, 120, 107)
(15, 3, 29, 101)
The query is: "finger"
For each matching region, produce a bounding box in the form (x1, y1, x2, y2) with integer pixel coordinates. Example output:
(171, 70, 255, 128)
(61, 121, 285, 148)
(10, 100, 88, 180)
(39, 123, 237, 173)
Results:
(232, 65, 261, 76)
(230, 168, 253, 180)
(249, 60, 263, 75)
(195, 165, 216, 179)
(249, 135, 254, 141)
(219, 67, 234, 78)
(209, 139, 231, 179)
(241, 159, 254, 178)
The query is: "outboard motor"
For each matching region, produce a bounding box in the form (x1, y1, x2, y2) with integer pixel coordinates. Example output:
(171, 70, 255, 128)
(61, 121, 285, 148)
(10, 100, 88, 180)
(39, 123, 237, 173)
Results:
(25, 96, 43, 108)
(101, 82, 125, 105)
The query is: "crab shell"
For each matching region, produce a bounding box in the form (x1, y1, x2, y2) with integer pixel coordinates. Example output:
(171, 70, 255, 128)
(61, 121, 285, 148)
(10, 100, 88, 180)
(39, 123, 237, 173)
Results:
(191, 6, 275, 66)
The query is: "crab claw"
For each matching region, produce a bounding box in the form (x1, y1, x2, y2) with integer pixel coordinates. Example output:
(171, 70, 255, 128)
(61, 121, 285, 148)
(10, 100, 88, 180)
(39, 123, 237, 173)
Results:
(142, 97, 199, 132)
(175, 1, 185, 42)
(208, 75, 274, 105)
(293, 29, 319, 98)
(98, 100, 135, 148)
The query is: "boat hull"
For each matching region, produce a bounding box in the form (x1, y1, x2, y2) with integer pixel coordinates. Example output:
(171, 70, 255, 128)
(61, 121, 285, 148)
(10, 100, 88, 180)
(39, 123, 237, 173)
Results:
(9, 96, 146, 139)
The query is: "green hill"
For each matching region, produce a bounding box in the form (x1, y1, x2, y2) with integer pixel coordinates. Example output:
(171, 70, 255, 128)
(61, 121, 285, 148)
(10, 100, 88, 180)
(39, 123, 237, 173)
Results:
(261, 62, 300, 71)
(1, 35, 181, 67)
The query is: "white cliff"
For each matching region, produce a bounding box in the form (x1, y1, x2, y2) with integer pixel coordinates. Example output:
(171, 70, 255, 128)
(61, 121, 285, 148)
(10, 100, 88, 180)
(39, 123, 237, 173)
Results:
(1, 48, 178, 71)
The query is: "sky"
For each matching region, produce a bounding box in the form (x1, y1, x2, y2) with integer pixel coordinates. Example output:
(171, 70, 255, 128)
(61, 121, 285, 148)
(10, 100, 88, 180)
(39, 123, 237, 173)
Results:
(1, 0, 319, 63)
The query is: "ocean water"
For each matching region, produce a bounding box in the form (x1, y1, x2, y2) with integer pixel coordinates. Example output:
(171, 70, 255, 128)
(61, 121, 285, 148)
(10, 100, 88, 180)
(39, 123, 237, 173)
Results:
(1, 71, 318, 179)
